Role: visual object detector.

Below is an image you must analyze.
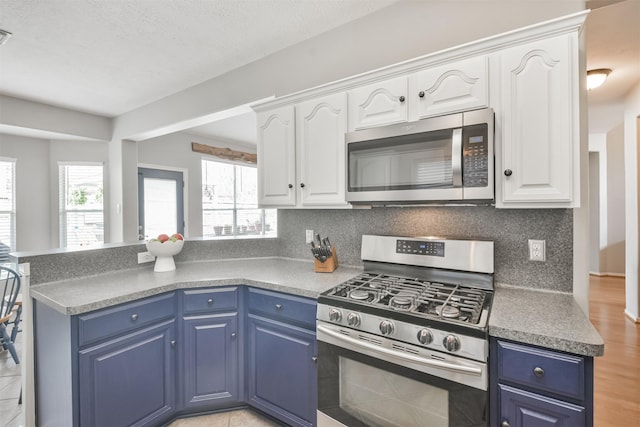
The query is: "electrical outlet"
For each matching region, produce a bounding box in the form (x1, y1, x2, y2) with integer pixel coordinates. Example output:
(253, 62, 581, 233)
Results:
(138, 251, 156, 264)
(306, 229, 314, 244)
(528, 239, 546, 262)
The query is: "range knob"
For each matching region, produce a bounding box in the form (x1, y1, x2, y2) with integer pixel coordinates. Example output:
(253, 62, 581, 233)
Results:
(443, 335, 461, 352)
(328, 308, 342, 323)
(379, 320, 395, 336)
(346, 312, 361, 327)
(417, 329, 433, 345)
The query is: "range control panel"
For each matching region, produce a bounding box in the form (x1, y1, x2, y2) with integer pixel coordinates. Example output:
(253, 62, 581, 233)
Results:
(396, 240, 445, 257)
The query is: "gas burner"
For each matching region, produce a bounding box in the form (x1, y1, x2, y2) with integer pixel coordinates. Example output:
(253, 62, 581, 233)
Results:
(390, 295, 413, 310)
(350, 290, 374, 301)
(436, 305, 461, 319)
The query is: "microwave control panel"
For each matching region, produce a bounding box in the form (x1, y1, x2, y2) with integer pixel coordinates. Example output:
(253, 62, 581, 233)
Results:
(396, 240, 445, 257)
(462, 124, 489, 188)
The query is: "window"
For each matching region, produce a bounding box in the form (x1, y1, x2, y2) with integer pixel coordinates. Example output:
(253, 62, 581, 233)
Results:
(0, 159, 16, 251)
(59, 163, 104, 248)
(202, 159, 276, 238)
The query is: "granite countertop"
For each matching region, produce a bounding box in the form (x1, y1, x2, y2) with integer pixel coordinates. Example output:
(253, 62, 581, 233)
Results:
(490, 285, 604, 357)
(30, 257, 363, 315)
(30, 257, 604, 357)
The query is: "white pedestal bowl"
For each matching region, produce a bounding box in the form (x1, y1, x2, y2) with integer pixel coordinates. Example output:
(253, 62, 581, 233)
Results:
(146, 240, 184, 272)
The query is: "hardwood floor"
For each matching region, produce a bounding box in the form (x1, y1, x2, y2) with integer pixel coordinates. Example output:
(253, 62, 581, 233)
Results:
(589, 275, 640, 427)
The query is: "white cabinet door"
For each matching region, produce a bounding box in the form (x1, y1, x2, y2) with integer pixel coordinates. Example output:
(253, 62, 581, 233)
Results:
(347, 76, 408, 131)
(409, 55, 488, 120)
(495, 34, 578, 207)
(297, 92, 348, 206)
(257, 106, 296, 207)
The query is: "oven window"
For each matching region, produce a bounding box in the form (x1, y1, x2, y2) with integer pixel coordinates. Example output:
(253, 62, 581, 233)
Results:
(318, 341, 487, 427)
(340, 357, 448, 427)
(348, 129, 455, 192)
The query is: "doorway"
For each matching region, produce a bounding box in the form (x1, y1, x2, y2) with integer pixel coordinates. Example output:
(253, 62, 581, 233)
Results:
(138, 167, 185, 240)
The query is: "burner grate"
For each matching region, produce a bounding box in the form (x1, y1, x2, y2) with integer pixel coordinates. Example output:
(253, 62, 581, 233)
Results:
(325, 272, 488, 325)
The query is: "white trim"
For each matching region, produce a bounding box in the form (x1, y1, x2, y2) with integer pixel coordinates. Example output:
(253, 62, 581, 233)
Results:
(589, 272, 626, 278)
(57, 160, 104, 166)
(624, 310, 640, 324)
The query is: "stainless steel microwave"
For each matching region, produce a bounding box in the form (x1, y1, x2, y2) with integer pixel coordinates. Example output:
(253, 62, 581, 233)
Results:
(346, 108, 494, 204)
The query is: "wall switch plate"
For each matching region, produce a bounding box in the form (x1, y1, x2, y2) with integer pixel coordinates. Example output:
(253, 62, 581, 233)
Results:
(528, 239, 546, 262)
(306, 229, 314, 244)
(138, 251, 156, 264)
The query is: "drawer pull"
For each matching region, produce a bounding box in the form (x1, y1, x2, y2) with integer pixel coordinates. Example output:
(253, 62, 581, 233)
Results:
(501, 421, 510, 427)
(170, 340, 176, 348)
(533, 367, 545, 377)
(207, 298, 214, 306)
(231, 332, 236, 339)
(130, 314, 138, 322)
(275, 304, 282, 311)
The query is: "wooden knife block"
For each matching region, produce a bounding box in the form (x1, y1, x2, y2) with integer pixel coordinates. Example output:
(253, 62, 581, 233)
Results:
(314, 246, 338, 273)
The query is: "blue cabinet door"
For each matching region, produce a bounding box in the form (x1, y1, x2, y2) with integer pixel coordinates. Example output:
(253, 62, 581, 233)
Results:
(78, 319, 176, 427)
(499, 384, 585, 427)
(247, 315, 317, 427)
(182, 313, 239, 409)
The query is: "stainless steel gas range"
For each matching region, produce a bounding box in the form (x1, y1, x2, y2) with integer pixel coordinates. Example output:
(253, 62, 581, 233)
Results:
(316, 234, 494, 427)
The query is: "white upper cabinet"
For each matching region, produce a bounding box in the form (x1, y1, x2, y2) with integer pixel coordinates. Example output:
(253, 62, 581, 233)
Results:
(297, 92, 349, 206)
(257, 106, 296, 207)
(347, 76, 408, 131)
(492, 33, 580, 208)
(347, 56, 488, 131)
(409, 55, 488, 121)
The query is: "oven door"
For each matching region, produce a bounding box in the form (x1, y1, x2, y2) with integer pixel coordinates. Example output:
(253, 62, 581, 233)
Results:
(317, 322, 487, 427)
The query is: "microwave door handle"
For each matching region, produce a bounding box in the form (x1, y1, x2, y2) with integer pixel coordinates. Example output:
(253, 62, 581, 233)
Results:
(452, 128, 463, 187)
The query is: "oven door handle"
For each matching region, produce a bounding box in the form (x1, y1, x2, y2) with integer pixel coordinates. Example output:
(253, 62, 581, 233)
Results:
(317, 324, 482, 376)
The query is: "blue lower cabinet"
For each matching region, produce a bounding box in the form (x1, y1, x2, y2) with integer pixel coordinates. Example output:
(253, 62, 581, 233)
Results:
(78, 319, 177, 427)
(491, 338, 593, 427)
(248, 315, 317, 427)
(499, 384, 585, 427)
(182, 313, 239, 409)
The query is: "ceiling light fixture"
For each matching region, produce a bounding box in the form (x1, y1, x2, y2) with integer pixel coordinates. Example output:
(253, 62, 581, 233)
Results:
(587, 68, 612, 90)
(0, 29, 12, 46)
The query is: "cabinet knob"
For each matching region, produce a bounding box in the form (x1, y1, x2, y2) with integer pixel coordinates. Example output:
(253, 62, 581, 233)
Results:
(288, 183, 293, 189)
(312, 356, 318, 363)
(501, 421, 510, 427)
(533, 367, 545, 377)
(231, 332, 236, 339)
(130, 314, 138, 322)
(504, 169, 513, 177)
(207, 298, 214, 306)
(170, 340, 176, 348)
(399, 95, 406, 103)
(300, 183, 305, 188)
(418, 91, 425, 98)
(275, 304, 283, 311)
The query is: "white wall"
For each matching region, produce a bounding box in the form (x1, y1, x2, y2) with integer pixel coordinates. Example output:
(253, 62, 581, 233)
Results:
(624, 82, 640, 321)
(0, 95, 112, 141)
(0, 134, 109, 251)
(137, 131, 256, 238)
(605, 123, 626, 275)
(0, 134, 51, 251)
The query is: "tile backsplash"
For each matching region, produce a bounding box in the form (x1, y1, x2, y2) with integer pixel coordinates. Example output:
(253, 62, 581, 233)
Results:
(277, 207, 573, 292)
(18, 206, 573, 292)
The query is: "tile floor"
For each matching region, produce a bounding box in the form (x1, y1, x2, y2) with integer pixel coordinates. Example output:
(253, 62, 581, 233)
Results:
(0, 332, 22, 427)
(167, 410, 283, 427)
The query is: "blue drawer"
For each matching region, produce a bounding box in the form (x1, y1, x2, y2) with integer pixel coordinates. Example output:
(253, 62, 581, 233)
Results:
(496, 340, 585, 400)
(182, 287, 238, 314)
(77, 292, 175, 347)
(247, 287, 316, 330)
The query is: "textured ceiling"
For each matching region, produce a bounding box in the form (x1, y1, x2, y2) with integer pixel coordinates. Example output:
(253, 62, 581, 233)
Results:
(0, 0, 397, 117)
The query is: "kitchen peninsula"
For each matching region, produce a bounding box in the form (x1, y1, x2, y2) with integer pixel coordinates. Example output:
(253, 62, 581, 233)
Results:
(25, 249, 603, 427)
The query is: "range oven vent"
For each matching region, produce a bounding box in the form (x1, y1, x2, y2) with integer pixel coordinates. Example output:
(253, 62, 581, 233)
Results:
(391, 343, 420, 355)
(358, 335, 383, 346)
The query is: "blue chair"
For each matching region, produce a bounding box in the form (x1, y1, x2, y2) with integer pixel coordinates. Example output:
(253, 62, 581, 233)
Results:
(1, 266, 21, 364)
